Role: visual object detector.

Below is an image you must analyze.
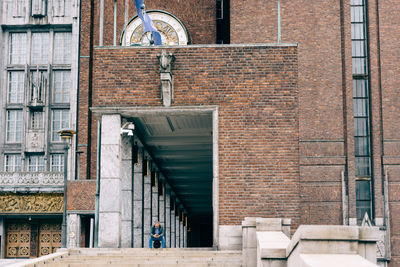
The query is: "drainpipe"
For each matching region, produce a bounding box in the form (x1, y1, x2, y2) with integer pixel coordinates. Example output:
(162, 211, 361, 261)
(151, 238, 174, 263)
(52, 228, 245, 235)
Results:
(94, 121, 101, 247)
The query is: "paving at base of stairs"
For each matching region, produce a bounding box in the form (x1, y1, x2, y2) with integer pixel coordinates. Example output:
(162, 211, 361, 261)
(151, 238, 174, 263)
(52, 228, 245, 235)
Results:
(14, 248, 243, 267)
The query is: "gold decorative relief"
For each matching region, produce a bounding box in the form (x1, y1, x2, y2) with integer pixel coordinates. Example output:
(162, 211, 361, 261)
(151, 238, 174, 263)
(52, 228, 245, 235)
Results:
(0, 193, 63, 214)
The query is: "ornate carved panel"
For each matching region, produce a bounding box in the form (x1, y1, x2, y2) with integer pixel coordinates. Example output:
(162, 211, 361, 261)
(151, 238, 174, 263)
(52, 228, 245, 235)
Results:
(0, 172, 63, 187)
(6, 221, 31, 258)
(0, 193, 63, 214)
(39, 221, 61, 256)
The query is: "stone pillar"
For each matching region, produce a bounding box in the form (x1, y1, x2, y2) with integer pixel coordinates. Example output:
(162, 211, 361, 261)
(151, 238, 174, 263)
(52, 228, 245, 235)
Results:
(171, 207, 175, 247)
(242, 217, 258, 267)
(180, 220, 184, 248)
(176, 214, 180, 247)
(143, 155, 151, 247)
(67, 214, 80, 248)
(121, 135, 132, 247)
(0, 216, 5, 258)
(159, 178, 165, 232)
(165, 191, 171, 247)
(184, 224, 188, 248)
(99, 114, 122, 248)
(151, 171, 159, 225)
(133, 144, 143, 247)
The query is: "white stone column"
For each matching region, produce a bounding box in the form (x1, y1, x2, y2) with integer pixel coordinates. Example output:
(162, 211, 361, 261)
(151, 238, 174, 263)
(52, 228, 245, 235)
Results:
(99, 114, 122, 248)
(143, 155, 151, 247)
(67, 214, 80, 248)
(133, 144, 143, 247)
(165, 191, 170, 247)
(159, 178, 165, 235)
(171, 207, 175, 247)
(121, 135, 132, 247)
(184, 225, 187, 248)
(176, 214, 180, 247)
(151, 172, 159, 225)
(0, 217, 4, 258)
(180, 220, 184, 248)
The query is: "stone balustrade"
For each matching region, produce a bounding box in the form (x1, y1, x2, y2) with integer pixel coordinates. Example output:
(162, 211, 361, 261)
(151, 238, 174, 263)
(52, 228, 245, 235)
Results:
(0, 172, 64, 193)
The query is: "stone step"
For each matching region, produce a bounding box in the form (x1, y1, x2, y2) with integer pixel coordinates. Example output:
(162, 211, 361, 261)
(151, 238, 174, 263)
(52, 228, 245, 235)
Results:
(31, 248, 243, 267)
(36, 263, 242, 267)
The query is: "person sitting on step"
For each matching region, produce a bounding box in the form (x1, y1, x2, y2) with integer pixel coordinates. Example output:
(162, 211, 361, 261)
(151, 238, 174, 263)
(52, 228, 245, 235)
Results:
(149, 220, 165, 248)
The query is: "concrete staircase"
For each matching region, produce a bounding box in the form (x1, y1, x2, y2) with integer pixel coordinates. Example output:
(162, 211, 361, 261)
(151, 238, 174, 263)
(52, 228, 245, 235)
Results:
(27, 248, 242, 267)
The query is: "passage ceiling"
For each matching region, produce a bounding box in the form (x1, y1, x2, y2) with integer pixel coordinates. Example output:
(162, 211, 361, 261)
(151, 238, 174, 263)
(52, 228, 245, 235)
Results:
(133, 113, 213, 218)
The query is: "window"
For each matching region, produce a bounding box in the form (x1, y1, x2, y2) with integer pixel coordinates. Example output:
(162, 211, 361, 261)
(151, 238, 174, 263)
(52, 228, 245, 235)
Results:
(52, 109, 69, 141)
(32, 32, 49, 64)
(28, 155, 45, 172)
(351, 0, 372, 223)
(53, 71, 71, 103)
(8, 72, 25, 104)
(50, 154, 64, 172)
(6, 110, 23, 142)
(30, 111, 44, 129)
(10, 33, 27, 64)
(54, 32, 72, 64)
(5, 154, 22, 172)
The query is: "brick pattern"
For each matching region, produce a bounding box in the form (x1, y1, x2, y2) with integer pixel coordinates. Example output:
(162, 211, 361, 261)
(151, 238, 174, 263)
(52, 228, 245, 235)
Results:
(94, 0, 216, 46)
(67, 180, 97, 210)
(91, 45, 299, 226)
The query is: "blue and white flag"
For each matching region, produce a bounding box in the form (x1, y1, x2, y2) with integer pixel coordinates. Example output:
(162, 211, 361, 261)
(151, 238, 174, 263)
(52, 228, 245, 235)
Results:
(134, 0, 162, 45)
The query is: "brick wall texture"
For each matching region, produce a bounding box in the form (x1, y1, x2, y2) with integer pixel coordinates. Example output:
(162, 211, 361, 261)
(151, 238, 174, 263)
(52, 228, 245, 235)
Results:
(92, 45, 299, 226)
(76, 0, 400, 263)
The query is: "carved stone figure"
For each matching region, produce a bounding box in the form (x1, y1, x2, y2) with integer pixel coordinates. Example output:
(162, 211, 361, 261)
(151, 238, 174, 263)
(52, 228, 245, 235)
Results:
(157, 49, 175, 107)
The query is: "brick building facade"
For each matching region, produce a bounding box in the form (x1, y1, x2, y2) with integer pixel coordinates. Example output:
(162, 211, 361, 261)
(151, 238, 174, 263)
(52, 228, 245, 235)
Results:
(70, 0, 399, 265)
(1, 0, 398, 265)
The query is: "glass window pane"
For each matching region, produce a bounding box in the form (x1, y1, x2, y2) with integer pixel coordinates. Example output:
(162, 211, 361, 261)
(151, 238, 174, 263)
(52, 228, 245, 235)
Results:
(351, 0, 363, 5)
(352, 58, 366, 75)
(354, 118, 368, 136)
(29, 155, 45, 172)
(8, 72, 25, 103)
(54, 32, 72, 64)
(353, 99, 368, 117)
(32, 32, 49, 64)
(52, 109, 70, 141)
(352, 40, 365, 57)
(351, 23, 364, 40)
(31, 111, 44, 129)
(10, 33, 27, 64)
(351, 6, 364, 23)
(51, 154, 64, 172)
(355, 157, 370, 177)
(353, 79, 367, 98)
(53, 71, 71, 103)
(6, 110, 23, 143)
(355, 136, 369, 156)
(5, 154, 22, 172)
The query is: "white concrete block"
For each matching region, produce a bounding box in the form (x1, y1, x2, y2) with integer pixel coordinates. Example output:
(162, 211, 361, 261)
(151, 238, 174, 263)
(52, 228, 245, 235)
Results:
(121, 190, 132, 220)
(121, 136, 132, 160)
(101, 145, 120, 178)
(121, 220, 132, 248)
(121, 160, 132, 190)
(98, 212, 121, 248)
(99, 179, 121, 212)
(101, 115, 121, 145)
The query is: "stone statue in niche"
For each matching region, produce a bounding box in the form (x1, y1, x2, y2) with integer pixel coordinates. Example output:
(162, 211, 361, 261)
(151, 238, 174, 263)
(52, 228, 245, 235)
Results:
(29, 69, 46, 106)
(157, 49, 175, 107)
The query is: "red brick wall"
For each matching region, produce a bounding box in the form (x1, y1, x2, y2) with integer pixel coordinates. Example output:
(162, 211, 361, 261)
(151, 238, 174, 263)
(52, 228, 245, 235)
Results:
(93, 0, 216, 46)
(67, 181, 96, 210)
(378, 0, 400, 265)
(91, 45, 299, 226)
(231, 0, 350, 226)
